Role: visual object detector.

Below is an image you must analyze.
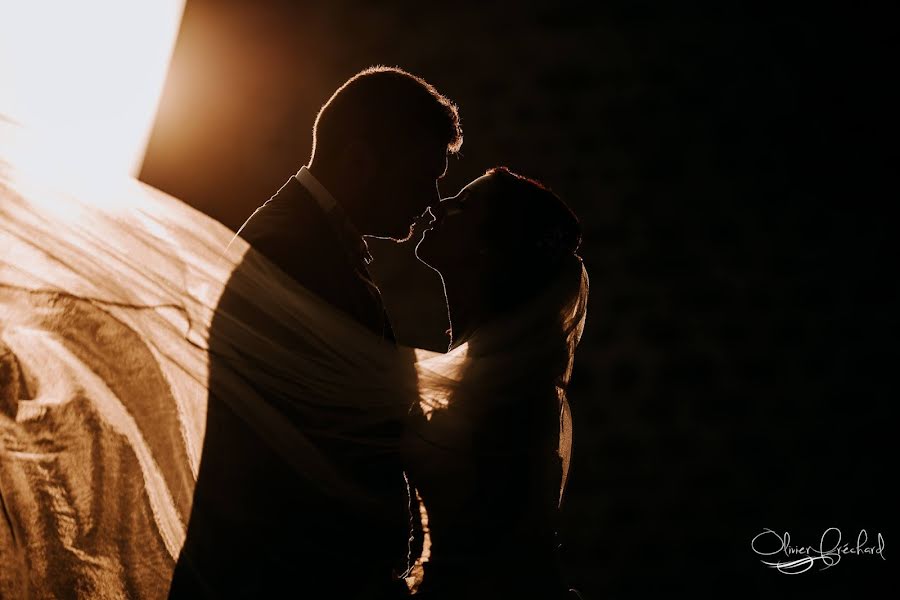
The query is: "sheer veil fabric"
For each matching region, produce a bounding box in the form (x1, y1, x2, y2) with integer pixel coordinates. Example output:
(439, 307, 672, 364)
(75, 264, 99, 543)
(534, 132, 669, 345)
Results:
(414, 255, 588, 506)
(0, 123, 587, 598)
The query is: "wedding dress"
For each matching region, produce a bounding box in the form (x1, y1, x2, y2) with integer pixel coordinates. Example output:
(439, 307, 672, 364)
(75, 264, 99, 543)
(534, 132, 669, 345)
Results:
(409, 256, 588, 599)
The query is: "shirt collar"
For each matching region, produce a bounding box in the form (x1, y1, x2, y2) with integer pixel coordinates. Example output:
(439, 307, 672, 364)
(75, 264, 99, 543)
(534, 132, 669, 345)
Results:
(295, 166, 337, 212)
(294, 166, 373, 265)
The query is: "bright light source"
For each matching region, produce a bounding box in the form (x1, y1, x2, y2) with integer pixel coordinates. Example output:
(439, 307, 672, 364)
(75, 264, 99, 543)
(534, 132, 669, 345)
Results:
(0, 0, 185, 177)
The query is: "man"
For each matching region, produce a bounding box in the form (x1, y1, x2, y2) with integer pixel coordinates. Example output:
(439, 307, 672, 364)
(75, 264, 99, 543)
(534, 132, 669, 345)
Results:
(169, 66, 462, 598)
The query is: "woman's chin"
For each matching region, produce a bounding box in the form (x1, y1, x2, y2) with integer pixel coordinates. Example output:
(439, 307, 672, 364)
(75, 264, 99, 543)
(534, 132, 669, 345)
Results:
(414, 232, 439, 264)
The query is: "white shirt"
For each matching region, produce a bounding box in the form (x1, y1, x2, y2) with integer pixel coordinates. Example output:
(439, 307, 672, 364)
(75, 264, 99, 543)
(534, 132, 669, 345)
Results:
(294, 166, 338, 213)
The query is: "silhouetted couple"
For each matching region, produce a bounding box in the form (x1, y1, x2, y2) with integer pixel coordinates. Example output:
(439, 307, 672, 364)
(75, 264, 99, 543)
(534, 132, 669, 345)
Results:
(168, 67, 588, 599)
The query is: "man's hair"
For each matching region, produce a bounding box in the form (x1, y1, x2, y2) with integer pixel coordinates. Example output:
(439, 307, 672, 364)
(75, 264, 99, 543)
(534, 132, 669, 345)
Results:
(311, 66, 462, 162)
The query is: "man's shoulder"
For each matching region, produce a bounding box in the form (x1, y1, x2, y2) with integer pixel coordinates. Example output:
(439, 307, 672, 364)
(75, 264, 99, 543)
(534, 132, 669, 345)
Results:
(239, 180, 336, 249)
(235, 178, 352, 285)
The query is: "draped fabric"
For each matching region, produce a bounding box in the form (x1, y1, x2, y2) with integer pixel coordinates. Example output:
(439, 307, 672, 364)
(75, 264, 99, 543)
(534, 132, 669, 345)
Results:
(0, 120, 587, 598)
(406, 256, 588, 598)
(413, 254, 588, 507)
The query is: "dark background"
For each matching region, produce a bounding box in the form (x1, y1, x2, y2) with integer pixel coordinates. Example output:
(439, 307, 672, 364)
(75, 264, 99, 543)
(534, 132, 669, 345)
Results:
(141, 2, 893, 597)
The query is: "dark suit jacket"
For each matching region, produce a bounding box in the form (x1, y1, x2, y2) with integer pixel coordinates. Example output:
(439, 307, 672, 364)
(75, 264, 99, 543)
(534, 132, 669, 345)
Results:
(237, 177, 394, 341)
(169, 178, 409, 599)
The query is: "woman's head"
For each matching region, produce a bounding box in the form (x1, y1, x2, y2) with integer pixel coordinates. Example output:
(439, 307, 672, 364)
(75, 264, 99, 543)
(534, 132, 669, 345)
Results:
(417, 167, 581, 319)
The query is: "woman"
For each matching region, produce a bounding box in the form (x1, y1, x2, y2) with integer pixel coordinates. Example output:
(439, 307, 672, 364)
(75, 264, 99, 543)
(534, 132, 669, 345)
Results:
(409, 167, 588, 598)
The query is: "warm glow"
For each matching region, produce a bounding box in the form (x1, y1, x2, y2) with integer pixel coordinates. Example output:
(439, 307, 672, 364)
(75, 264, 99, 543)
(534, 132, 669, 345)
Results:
(415, 342, 469, 419)
(0, 0, 185, 177)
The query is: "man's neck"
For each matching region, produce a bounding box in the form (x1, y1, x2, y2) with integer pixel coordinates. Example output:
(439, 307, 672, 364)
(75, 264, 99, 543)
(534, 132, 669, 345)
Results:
(305, 163, 368, 234)
(297, 164, 373, 265)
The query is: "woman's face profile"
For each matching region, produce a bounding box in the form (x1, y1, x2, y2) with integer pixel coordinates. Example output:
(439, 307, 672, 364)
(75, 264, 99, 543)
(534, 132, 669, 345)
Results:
(416, 174, 497, 273)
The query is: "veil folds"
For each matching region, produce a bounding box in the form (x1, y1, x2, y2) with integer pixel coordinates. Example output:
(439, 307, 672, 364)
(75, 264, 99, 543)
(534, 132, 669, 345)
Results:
(0, 144, 421, 596)
(413, 254, 589, 504)
(0, 122, 587, 597)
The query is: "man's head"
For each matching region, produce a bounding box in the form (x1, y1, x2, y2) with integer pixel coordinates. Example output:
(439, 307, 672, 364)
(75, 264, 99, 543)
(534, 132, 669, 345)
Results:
(308, 66, 462, 240)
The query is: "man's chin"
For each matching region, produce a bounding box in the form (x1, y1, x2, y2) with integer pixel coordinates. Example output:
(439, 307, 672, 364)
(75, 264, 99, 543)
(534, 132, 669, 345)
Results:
(368, 223, 415, 243)
(392, 223, 416, 243)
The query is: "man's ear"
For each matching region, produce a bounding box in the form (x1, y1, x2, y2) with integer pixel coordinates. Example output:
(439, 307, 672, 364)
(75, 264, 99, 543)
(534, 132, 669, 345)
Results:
(341, 140, 377, 184)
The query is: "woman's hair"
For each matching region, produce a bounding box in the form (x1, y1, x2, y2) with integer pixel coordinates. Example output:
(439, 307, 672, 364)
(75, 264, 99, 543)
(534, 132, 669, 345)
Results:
(480, 166, 582, 312)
